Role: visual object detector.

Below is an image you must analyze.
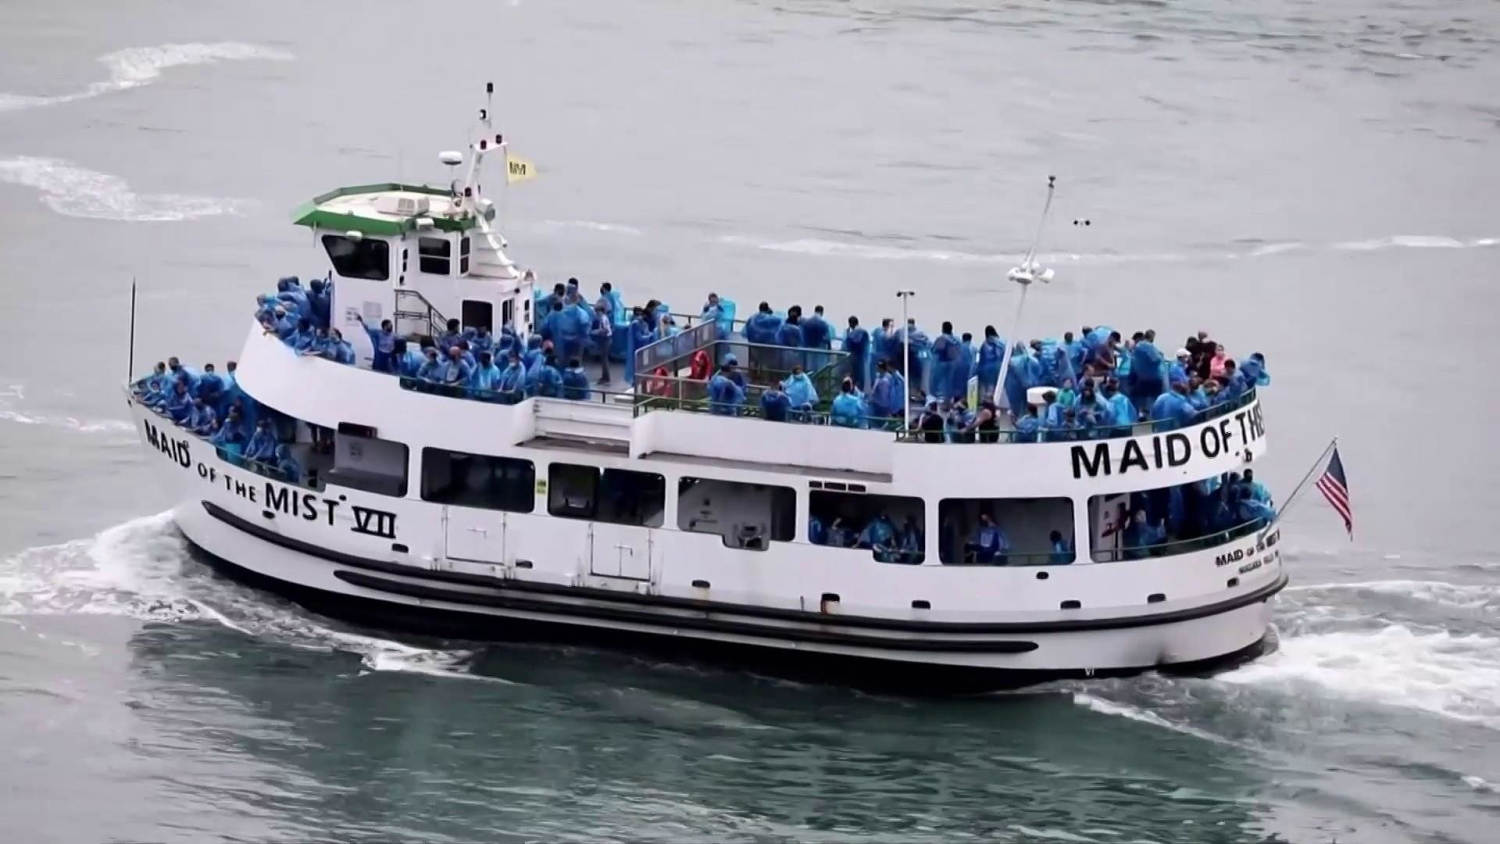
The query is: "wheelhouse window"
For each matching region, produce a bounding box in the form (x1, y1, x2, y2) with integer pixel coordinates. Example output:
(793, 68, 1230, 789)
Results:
(808, 490, 924, 563)
(326, 423, 408, 497)
(420, 448, 534, 512)
(1088, 474, 1272, 562)
(678, 477, 795, 550)
(460, 236, 471, 275)
(938, 497, 1074, 566)
(419, 236, 451, 275)
(547, 464, 665, 527)
(321, 235, 390, 280)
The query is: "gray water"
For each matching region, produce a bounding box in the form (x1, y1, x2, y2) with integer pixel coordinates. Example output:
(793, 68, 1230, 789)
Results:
(1, 1, 1498, 841)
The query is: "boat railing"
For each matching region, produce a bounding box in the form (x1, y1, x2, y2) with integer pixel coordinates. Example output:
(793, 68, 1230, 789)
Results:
(1090, 517, 1266, 563)
(631, 376, 902, 429)
(938, 550, 1078, 567)
(893, 386, 1258, 444)
(394, 288, 450, 341)
(396, 375, 634, 407)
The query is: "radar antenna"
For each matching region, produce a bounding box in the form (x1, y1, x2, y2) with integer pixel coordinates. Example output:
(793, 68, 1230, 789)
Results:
(991, 176, 1058, 409)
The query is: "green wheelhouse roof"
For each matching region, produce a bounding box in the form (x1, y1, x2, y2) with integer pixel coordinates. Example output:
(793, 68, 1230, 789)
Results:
(290, 183, 485, 236)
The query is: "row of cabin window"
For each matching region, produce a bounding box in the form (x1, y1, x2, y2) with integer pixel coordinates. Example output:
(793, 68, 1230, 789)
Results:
(416, 447, 1078, 562)
(321, 234, 470, 281)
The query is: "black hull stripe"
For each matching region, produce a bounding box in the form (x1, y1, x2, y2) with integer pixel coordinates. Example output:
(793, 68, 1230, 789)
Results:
(202, 500, 1287, 635)
(332, 569, 1038, 653)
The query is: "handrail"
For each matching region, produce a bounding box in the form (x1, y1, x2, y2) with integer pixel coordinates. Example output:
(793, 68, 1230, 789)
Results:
(1090, 517, 1266, 563)
(396, 375, 634, 406)
(394, 288, 449, 340)
(940, 550, 1077, 567)
(895, 387, 1259, 444)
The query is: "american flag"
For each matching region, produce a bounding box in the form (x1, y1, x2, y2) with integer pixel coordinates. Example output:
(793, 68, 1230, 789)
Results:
(1316, 446, 1353, 539)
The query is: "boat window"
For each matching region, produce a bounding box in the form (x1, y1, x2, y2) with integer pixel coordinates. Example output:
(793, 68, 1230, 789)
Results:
(1088, 476, 1272, 562)
(325, 427, 408, 497)
(808, 490, 924, 563)
(678, 477, 795, 551)
(420, 448, 533, 512)
(547, 463, 665, 527)
(418, 236, 451, 275)
(459, 236, 471, 275)
(938, 497, 1074, 566)
(321, 235, 390, 281)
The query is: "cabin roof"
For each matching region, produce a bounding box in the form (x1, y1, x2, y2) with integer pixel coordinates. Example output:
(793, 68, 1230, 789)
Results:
(290, 183, 484, 237)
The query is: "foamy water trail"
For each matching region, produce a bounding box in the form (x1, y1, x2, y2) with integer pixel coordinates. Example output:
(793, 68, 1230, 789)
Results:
(1070, 692, 1234, 744)
(0, 156, 251, 221)
(0, 382, 136, 437)
(0, 513, 507, 684)
(1286, 580, 1500, 612)
(1218, 624, 1500, 730)
(0, 42, 293, 114)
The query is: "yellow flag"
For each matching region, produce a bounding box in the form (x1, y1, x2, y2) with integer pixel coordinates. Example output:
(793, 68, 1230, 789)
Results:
(506, 155, 537, 184)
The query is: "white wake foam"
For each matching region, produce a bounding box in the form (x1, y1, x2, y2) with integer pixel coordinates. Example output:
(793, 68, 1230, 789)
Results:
(0, 513, 506, 684)
(0, 156, 251, 221)
(0, 409, 135, 435)
(1071, 692, 1231, 744)
(538, 219, 644, 236)
(1218, 625, 1500, 730)
(1286, 580, 1500, 612)
(0, 42, 293, 114)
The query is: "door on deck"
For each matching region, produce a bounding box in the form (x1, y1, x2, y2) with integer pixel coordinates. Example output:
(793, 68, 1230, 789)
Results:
(462, 299, 494, 332)
(588, 522, 653, 580)
(444, 506, 506, 565)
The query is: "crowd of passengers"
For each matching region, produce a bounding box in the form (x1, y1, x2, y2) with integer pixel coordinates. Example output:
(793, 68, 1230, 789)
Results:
(705, 304, 1270, 440)
(134, 356, 306, 483)
(1103, 467, 1276, 560)
(250, 274, 1270, 437)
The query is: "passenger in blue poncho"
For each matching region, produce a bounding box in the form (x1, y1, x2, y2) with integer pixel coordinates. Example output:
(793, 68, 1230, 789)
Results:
(1014, 404, 1039, 443)
(274, 444, 302, 484)
(860, 513, 898, 562)
(843, 316, 870, 390)
(968, 513, 1009, 564)
(801, 304, 831, 349)
(708, 364, 745, 415)
(561, 359, 590, 400)
(872, 318, 899, 375)
(244, 419, 278, 464)
(782, 365, 817, 419)
(165, 381, 194, 424)
(469, 351, 502, 398)
(211, 407, 246, 459)
(955, 332, 976, 403)
(187, 398, 217, 436)
(1003, 343, 1035, 416)
(356, 315, 397, 372)
(759, 383, 791, 422)
(869, 360, 899, 420)
(392, 340, 423, 377)
(830, 380, 867, 428)
(930, 322, 959, 402)
(1150, 382, 1198, 431)
(1049, 530, 1074, 564)
(902, 318, 930, 393)
(1167, 348, 1192, 386)
(533, 354, 563, 398)
(1130, 329, 1165, 410)
(497, 351, 527, 404)
(976, 326, 1004, 404)
(775, 311, 803, 371)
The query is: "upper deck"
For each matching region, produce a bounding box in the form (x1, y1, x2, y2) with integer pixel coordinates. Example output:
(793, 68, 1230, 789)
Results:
(231, 321, 1267, 499)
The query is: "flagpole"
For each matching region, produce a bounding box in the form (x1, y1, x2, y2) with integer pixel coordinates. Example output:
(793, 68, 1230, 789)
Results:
(1257, 436, 1337, 539)
(127, 277, 137, 383)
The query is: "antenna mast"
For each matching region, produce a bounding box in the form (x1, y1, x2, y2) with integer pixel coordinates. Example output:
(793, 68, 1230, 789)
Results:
(991, 176, 1057, 410)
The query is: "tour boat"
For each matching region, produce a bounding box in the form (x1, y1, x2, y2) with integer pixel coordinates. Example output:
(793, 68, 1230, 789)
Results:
(124, 98, 1286, 690)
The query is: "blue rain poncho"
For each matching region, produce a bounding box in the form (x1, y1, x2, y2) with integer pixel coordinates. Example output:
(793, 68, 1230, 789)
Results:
(843, 325, 870, 389)
(188, 403, 217, 436)
(534, 363, 562, 398)
(244, 424, 278, 463)
(1015, 413, 1040, 442)
(1241, 353, 1271, 386)
(274, 445, 302, 484)
(869, 372, 898, 418)
(497, 361, 527, 401)
(469, 362, 502, 396)
(1130, 340, 1165, 402)
(976, 336, 1003, 402)
(362, 322, 396, 372)
(801, 312, 831, 349)
(708, 373, 745, 414)
(782, 372, 817, 408)
(760, 389, 791, 422)
(1149, 391, 1195, 431)
(745, 310, 782, 345)
(929, 331, 958, 401)
(903, 325, 931, 390)
(831, 392, 866, 428)
(165, 386, 194, 424)
(561, 365, 590, 400)
(872, 325, 899, 369)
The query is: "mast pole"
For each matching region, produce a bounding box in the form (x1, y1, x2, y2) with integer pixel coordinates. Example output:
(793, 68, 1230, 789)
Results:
(128, 278, 137, 383)
(992, 175, 1056, 411)
(897, 289, 915, 433)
